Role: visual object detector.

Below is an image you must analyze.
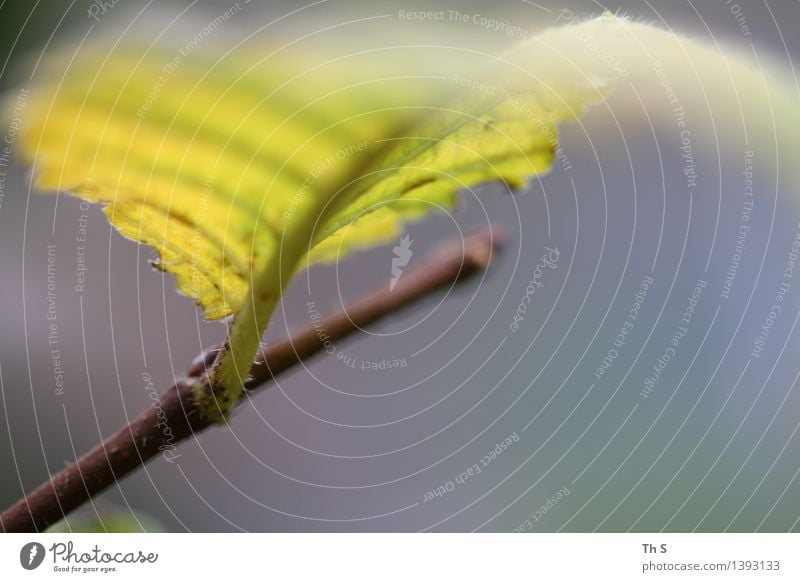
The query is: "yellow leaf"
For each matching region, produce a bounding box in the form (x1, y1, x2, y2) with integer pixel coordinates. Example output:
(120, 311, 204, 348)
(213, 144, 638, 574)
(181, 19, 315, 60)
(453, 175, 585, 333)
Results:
(32, 14, 798, 419)
(18, 35, 597, 320)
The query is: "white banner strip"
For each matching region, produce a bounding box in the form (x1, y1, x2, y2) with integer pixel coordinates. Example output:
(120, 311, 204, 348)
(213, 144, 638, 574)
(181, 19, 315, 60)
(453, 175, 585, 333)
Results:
(1, 533, 797, 580)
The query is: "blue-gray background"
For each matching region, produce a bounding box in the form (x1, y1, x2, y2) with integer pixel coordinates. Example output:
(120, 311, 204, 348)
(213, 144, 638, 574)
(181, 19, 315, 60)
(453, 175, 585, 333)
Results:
(1, 0, 799, 532)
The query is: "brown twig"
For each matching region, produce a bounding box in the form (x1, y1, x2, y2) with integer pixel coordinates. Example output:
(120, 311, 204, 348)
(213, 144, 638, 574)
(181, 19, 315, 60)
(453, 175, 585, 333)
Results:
(0, 227, 502, 533)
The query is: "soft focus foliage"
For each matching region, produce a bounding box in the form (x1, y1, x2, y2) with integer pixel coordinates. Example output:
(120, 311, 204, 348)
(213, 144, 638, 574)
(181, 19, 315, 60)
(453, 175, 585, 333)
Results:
(17, 30, 600, 319)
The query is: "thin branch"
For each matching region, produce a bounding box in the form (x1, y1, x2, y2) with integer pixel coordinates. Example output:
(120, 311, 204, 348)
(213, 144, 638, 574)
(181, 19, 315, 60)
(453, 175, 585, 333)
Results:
(0, 227, 502, 533)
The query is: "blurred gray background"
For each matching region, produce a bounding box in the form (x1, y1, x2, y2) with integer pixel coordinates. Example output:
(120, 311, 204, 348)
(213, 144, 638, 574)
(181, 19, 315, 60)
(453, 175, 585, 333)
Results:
(1, 0, 800, 532)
